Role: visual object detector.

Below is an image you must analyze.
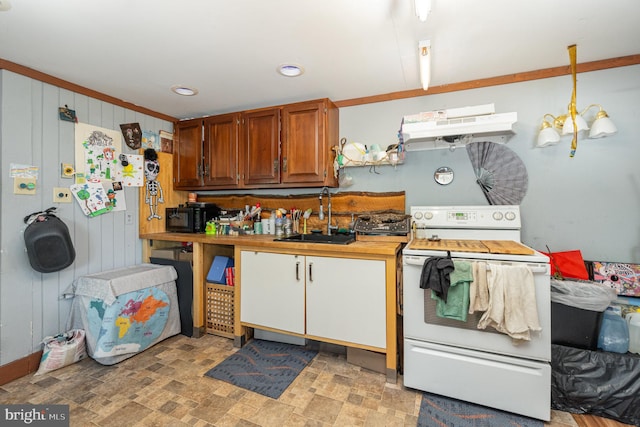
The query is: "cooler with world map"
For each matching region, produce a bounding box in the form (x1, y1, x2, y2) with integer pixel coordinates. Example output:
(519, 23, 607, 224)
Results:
(65, 263, 181, 365)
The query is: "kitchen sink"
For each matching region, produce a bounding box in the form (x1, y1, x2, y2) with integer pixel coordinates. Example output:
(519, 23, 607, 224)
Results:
(275, 233, 356, 245)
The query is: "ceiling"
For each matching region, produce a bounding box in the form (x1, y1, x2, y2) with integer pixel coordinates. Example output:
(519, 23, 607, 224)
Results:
(1, 0, 639, 120)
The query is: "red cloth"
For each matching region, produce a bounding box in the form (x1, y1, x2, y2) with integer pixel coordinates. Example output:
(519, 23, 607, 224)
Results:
(542, 250, 589, 280)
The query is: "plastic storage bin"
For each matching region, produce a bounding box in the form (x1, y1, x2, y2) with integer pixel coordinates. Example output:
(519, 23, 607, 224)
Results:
(550, 279, 617, 350)
(626, 311, 640, 354)
(65, 264, 181, 365)
(551, 302, 604, 350)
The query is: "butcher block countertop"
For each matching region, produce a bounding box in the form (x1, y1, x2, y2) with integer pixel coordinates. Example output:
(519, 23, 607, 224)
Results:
(408, 239, 535, 255)
(140, 232, 401, 257)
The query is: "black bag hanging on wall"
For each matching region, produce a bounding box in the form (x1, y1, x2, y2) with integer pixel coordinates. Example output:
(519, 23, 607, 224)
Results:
(23, 207, 76, 273)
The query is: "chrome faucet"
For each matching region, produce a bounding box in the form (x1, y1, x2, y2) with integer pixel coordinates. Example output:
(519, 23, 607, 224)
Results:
(318, 186, 336, 235)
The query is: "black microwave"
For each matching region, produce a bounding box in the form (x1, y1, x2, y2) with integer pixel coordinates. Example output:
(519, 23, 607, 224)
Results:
(165, 203, 220, 233)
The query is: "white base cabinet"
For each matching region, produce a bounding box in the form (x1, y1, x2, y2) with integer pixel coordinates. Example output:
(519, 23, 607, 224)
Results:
(240, 251, 386, 349)
(240, 252, 305, 334)
(306, 255, 385, 348)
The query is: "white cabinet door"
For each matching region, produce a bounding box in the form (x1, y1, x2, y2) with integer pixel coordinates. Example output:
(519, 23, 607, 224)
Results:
(306, 256, 386, 348)
(240, 251, 305, 334)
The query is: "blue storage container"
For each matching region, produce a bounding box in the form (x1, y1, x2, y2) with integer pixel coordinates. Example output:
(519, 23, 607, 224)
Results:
(597, 309, 630, 354)
(207, 256, 234, 284)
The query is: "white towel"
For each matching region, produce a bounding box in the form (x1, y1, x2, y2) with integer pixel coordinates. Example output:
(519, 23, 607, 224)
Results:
(477, 264, 541, 342)
(469, 261, 489, 314)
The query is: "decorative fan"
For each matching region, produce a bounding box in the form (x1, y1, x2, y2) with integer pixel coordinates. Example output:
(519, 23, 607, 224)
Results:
(466, 141, 528, 205)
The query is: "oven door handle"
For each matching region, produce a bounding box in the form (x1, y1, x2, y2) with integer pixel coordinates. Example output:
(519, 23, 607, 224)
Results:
(404, 256, 427, 267)
(487, 263, 550, 274)
(405, 256, 549, 274)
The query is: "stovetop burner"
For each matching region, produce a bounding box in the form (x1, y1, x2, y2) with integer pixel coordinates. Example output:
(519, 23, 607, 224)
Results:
(353, 212, 411, 235)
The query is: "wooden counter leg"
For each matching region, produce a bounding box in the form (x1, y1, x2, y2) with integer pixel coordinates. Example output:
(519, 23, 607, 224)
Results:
(192, 242, 205, 337)
(233, 246, 250, 348)
(385, 255, 398, 383)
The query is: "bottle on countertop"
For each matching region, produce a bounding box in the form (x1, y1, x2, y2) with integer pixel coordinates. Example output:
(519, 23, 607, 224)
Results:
(253, 221, 263, 235)
(274, 210, 284, 237)
(268, 211, 276, 235)
(284, 215, 292, 237)
(205, 220, 216, 235)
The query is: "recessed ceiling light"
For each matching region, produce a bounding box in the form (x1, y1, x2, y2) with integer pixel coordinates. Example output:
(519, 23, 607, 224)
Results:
(171, 85, 198, 96)
(277, 64, 304, 77)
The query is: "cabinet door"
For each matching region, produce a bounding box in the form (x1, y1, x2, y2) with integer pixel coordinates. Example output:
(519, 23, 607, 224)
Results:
(306, 256, 386, 348)
(241, 108, 281, 186)
(240, 251, 305, 334)
(281, 99, 338, 187)
(203, 113, 240, 188)
(173, 118, 203, 189)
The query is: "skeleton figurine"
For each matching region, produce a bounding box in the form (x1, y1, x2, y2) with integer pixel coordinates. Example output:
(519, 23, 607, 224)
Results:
(144, 149, 164, 220)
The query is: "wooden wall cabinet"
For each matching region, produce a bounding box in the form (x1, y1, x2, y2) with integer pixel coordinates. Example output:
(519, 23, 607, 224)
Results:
(241, 108, 281, 187)
(173, 118, 203, 189)
(173, 98, 338, 190)
(173, 113, 240, 189)
(204, 113, 240, 187)
(280, 99, 337, 186)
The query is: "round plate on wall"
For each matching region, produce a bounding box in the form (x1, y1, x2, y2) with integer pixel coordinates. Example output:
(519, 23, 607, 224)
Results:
(434, 166, 454, 185)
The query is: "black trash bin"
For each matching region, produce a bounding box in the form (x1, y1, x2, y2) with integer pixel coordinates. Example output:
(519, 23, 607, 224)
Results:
(550, 279, 616, 350)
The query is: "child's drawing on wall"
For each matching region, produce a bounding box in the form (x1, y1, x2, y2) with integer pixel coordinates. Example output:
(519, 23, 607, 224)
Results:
(70, 182, 112, 217)
(114, 154, 144, 187)
(102, 181, 127, 212)
(82, 131, 117, 182)
(74, 123, 122, 184)
(142, 130, 160, 150)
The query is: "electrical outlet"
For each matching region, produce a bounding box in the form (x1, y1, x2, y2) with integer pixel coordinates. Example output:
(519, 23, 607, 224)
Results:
(53, 187, 72, 203)
(126, 213, 134, 225)
(14, 177, 37, 195)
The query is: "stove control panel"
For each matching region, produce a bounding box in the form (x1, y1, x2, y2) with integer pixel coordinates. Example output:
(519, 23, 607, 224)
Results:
(411, 205, 521, 230)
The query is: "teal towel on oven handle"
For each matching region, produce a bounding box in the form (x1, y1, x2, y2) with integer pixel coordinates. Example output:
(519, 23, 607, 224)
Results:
(432, 261, 473, 321)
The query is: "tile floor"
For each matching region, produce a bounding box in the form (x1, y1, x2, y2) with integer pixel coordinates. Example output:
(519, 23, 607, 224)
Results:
(0, 333, 580, 426)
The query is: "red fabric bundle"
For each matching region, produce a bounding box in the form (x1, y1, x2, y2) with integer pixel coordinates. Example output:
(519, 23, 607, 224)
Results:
(542, 249, 589, 280)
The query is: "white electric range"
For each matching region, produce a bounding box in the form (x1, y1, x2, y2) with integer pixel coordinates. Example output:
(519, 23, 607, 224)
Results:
(402, 205, 551, 421)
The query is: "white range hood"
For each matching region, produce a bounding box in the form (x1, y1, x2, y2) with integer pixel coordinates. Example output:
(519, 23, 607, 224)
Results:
(402, 104, 517, 151)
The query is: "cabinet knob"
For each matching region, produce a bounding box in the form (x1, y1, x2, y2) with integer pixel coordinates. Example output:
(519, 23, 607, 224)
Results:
(282, 157, 287, 173)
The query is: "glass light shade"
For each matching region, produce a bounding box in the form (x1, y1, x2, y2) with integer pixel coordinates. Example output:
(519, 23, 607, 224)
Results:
(537, 126, 561, 147)
(561, 114, 589, 135)
(171, 85, 198, 96)
(589, 115, 617, 138)
(277, 64, 304, 77)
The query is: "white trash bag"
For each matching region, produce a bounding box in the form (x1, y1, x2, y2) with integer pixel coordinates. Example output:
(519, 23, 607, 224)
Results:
(550, 279, 617, 312)
(35, 329, 87, 375)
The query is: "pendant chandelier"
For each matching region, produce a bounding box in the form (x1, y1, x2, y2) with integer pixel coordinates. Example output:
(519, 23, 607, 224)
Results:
(536, 45, 617, 157)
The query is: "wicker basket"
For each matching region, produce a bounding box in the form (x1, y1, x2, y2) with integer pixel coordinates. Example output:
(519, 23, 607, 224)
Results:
(206, 283, 234, 338)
